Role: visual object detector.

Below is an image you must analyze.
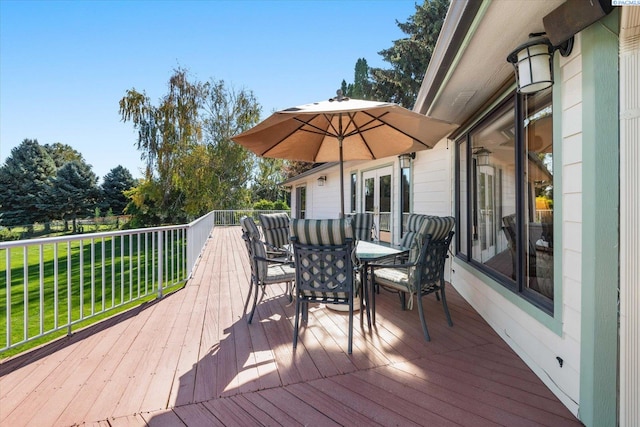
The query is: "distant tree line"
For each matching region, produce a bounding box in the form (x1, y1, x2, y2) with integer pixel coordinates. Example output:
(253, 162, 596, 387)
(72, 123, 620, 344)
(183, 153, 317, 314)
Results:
(0, 139, 136, 234)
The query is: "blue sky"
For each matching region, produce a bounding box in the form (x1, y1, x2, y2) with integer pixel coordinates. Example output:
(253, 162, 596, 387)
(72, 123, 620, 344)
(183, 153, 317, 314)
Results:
(1, 0, 419, 181)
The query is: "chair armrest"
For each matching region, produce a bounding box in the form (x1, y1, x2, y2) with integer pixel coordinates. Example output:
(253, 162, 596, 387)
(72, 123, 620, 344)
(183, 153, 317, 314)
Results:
(254, 255, 293, 267)
(368, 259, 416, 269)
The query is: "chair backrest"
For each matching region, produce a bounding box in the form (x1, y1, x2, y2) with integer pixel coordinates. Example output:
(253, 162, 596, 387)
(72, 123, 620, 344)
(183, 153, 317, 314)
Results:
(349, 212, 374, 241)
(289, 218, 353, 245)
(240, 216, 261, 240)
(240, 216, 268, 281)
(259, 212, 290, 249)
(400, 213, 428, 249)
(411, 216, 455, 289)
(289, 219, 354, 299)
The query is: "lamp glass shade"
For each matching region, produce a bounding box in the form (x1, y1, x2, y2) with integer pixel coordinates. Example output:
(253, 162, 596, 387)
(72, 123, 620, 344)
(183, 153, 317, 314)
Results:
(399, 154, 412, 169)
(474, 148, 491, 166)
(514, 43, 553, 94)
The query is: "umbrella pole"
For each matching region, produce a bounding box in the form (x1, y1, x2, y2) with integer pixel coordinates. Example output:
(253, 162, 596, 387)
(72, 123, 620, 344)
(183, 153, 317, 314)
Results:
(339, 136, 345, 218)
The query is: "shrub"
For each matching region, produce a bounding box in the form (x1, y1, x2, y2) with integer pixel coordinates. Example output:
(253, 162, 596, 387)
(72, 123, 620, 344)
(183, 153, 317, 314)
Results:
(273, 200, 289, 210)
(253, 199, 274, 210)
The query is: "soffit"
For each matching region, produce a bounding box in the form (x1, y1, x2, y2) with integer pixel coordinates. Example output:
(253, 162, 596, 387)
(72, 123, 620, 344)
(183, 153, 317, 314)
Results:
(426, 0, 563, 125)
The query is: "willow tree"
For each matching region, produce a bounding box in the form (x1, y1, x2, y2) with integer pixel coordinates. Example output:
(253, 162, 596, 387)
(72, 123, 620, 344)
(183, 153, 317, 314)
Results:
(181, 80, 260, 212)
(119, 68, 260, 222)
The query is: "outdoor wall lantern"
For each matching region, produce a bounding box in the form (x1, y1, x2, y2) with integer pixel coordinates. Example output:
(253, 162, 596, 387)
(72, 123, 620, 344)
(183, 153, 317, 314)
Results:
(474, 147, 492, 166)
(398, 152, 415, 169)
(507, 33, 573, 94)
(317, 176, 327, 186)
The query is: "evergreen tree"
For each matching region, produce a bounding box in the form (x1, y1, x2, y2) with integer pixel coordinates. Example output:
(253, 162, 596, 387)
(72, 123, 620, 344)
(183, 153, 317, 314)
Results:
(339, 0, 449, 108)
(50, 161, 100, 233)
(0, 139, 57, 229)
(343, 58, 373, 99)
(101, 165, 136, 215)
(370, 0, 449, 107)
(43, 142, 85, 168)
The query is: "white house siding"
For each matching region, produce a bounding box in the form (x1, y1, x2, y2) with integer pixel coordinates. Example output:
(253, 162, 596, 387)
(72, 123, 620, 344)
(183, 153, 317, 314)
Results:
(412, 141, 453, 217)
(310, 172, 343, 219)
(449, 37, 585, 416)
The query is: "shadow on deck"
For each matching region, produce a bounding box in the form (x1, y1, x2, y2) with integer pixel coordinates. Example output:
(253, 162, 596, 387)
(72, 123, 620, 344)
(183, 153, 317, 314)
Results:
(0, 226, 581, 426)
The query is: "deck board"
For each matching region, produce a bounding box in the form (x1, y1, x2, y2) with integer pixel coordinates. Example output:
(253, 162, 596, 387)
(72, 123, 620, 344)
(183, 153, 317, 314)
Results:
(0, 226, 582, 426)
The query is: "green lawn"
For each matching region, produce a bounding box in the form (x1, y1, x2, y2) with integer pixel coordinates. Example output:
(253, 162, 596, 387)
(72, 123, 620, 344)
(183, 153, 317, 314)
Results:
(0, 233, 187, 358)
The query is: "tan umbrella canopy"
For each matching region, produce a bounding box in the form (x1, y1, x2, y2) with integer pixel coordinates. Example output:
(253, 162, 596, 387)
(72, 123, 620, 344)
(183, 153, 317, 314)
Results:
(232, 91, 456, 216)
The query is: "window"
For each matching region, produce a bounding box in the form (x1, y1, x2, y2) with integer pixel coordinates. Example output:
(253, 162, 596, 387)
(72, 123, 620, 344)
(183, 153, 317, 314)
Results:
(296, 185, 306, 219)
(350, 172, 357, 213)
(456, 88, 554, 311)
(400, 164, 411, 235)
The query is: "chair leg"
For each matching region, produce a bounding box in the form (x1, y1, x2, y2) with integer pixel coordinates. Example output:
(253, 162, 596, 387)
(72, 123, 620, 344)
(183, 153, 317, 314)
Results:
(440, 282, 453, 327)
(293, 299, 301, 350)
(399, 292, 407, 310)
(416, 293, 431, 341)
(347, 297, 353, 354)
(243, 279, 253, 316)
(247, 282, 260, 324)
(287, 281, 293, 303)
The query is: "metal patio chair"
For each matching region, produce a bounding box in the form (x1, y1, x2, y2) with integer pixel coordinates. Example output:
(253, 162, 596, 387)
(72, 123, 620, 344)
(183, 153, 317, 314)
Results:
(289, 218, 357, 354)
(240, 216, 295, 324)
(370, 215, 455, 341)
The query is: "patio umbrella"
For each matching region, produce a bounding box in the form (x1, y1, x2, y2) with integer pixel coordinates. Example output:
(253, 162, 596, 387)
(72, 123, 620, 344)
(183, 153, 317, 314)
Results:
(232, 91, 456, 216)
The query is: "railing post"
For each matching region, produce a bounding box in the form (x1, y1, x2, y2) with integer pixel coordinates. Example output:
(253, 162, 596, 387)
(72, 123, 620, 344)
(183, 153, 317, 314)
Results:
(187, 226, 194, 280)
(157, 230, 163, 299)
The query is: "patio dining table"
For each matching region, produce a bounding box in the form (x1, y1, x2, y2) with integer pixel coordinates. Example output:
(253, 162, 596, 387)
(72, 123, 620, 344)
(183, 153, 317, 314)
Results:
(284, 240, 408, 326)
(355, 240, 408, 328)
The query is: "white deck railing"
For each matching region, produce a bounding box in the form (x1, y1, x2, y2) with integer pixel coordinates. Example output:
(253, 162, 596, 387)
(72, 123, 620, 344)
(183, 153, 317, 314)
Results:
(211, 209, 290, 226)
(0, 212, 218, 353)
(0, 210, 290, 354)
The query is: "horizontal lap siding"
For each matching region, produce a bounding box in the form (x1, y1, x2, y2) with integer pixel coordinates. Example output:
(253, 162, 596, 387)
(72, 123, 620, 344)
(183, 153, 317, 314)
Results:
(412, 142, 452, 217)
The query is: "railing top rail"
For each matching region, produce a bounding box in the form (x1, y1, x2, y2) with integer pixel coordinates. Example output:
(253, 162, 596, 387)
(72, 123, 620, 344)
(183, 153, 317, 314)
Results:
(0, 209, 291, 249)
(187, 211, 216, 228)
(0, 223, 189, 249)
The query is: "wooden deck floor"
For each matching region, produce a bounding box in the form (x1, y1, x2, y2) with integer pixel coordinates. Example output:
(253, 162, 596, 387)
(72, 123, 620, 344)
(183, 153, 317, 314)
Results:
(0, 226, 582, 427)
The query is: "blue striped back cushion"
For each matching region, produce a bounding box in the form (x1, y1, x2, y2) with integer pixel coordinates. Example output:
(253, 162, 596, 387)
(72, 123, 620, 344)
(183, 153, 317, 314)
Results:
(240, 216, 261, 240)
(423, 216, 455, 241)
(290, 219, 353, 245)
(406, 215, 455, 262)
(250, 236, 268, 280)
(351, 213, 373, 241)
(400, 213, 427, 251)
(259, 213, 290, 248)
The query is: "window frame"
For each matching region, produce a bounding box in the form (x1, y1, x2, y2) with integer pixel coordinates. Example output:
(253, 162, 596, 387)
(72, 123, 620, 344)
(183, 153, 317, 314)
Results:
(296, 185, 306, 219)
(454, 91, 554, 314)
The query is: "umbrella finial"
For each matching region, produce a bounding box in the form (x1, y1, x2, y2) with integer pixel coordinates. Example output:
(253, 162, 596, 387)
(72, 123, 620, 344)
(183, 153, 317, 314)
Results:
(330, 89, 349, 102)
